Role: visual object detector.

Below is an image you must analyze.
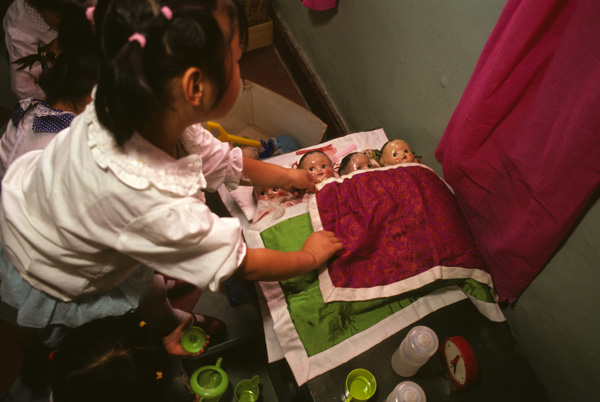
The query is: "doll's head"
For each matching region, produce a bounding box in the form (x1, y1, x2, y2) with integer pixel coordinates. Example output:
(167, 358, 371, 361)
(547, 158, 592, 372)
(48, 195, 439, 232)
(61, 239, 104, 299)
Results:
(253, 186, 289, 202)
(379, 139, 415, 166)
(338, 152, 375, 176)
(298, 151, 334, 183)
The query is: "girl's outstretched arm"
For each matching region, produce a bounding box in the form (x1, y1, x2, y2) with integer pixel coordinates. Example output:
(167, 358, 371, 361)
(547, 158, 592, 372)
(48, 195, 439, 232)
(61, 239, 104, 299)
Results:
(236, 230, 343, 281)
(242, 156, 316, 193)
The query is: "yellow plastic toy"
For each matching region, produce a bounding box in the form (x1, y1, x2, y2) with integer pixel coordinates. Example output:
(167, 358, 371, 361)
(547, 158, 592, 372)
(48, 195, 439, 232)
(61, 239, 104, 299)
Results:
(206, 121, 262, 148)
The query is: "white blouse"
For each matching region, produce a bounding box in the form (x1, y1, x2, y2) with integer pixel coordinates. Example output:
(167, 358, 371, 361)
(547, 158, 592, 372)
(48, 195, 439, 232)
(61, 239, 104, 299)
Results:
(1, 102, 246, 301)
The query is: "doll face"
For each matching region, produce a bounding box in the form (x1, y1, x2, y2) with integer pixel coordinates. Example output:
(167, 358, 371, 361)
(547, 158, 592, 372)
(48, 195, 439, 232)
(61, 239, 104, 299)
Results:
(254, 187, 288, 202)
(380, 140, 415, 166)
(342, 153, 374, 175)
(300, 153, 334, 183)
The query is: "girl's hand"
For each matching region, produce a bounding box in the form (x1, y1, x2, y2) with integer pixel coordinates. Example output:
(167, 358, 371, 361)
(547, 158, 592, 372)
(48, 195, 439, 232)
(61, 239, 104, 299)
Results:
(302, 230, 343, 267)
(284, 168, 317, 194)
(163, 316, 209, 356)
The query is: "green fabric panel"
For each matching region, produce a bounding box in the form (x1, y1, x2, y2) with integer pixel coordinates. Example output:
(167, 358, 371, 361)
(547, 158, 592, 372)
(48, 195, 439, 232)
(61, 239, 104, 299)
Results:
(260, 213, 496, 357)
(259, 213, 313, 252)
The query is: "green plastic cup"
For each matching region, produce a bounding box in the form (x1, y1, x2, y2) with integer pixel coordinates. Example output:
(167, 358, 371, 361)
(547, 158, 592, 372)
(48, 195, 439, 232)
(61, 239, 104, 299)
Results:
(181, 326, 207, 354)
(344, 368, 376, 401)
(234, 375, 260, 402)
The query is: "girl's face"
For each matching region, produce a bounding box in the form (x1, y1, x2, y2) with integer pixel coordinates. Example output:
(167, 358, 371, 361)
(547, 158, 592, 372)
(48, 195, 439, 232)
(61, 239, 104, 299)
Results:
(343, 153, 374, 175)
(254, 187, 288, 201)
(380, 140, 415, 166)
(300, 153, 334, 183)
(206, 7, 242, 120)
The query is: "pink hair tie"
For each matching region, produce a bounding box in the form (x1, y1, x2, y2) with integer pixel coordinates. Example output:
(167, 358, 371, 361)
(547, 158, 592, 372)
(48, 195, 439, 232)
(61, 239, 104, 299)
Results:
(160, 6, 173, 20)
(85, 6, 95, 21)
(128, 33, 146, 48)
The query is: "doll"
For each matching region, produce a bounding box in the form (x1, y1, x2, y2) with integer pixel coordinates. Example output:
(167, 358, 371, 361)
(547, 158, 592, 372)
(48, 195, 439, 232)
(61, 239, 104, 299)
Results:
(252, 186, 303, 223)
(379, 139, 417, 166)
(338, 152, 377, 176)
(297, 150, 335, 184)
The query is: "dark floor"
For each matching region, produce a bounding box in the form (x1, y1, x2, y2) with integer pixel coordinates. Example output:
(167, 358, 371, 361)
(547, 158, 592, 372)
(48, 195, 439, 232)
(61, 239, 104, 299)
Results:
(240, 45, 307, 109)
(0, 44, 302, 398)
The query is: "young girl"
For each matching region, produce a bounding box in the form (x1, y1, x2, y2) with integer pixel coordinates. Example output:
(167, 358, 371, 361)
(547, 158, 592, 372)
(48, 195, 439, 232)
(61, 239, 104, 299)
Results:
(0, 0, 342, 340)
(0, 0, 99, 179)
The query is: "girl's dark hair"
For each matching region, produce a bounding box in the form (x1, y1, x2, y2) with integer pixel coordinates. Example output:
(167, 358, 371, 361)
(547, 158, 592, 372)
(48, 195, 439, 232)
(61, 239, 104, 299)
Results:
(338, 152, 359, 176)
(13, 0, 99, 109)
(42, 2, 99, 109)
(298, 150, 330, 169)
(93, 0, 248, 146)
(27, 0, 75, 12)
(51, 314, 171, 402)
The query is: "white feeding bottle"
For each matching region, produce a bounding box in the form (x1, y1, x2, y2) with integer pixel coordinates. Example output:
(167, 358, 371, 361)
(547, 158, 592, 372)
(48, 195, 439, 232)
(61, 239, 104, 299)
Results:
(385, 381, 426, 402)
(391, 326, 438, 377)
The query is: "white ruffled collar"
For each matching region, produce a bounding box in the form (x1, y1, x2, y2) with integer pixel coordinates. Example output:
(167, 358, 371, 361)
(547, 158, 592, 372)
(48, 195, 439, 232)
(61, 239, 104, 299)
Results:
(85, 103, 207, 196)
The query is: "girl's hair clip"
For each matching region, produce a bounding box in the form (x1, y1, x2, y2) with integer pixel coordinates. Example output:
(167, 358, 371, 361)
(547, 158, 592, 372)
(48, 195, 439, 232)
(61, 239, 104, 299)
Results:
(128, 33, 147, 49)
(156, 371, 163, 380)
(85, 6, 95, 21)
(49, 351, 56, 361)
(138, 320, 147, 327)
(160, 6, 173, 20)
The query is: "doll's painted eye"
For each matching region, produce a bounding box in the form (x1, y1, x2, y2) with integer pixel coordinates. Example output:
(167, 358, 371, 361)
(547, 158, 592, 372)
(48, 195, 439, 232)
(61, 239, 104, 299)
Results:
(357, 166, 364, 170)
(321, 164, 328, 169)
(309, 167, 316, 172)
(393, 152, 398, 157)
(273, 188, 279, 192)
(260, 191, 267, 196)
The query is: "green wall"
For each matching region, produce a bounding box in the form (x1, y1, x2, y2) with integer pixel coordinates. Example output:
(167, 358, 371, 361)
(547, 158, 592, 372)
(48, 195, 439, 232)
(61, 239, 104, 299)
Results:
(272, 0, 600, 400)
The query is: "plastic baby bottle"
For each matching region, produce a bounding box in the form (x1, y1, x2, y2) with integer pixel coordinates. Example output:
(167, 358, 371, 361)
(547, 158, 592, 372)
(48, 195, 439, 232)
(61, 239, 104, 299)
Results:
(391, 326, 438, 377)
(385, 381, 426, 402)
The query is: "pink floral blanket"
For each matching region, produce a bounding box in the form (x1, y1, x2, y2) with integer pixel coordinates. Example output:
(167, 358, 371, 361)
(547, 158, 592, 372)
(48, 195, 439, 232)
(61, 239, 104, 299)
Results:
(309, 163, 494, 302)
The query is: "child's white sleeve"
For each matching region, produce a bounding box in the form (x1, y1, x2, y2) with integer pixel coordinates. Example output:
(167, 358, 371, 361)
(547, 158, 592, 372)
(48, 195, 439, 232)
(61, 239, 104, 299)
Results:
(181, 124, 243, 192)
(117, 199, 246, 292)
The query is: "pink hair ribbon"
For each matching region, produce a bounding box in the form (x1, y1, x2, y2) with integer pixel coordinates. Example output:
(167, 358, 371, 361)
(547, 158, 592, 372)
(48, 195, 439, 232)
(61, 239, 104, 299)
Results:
(128, 33, 146, 48)
(160, 6, 173, 20)
(85, 6, 95, 21)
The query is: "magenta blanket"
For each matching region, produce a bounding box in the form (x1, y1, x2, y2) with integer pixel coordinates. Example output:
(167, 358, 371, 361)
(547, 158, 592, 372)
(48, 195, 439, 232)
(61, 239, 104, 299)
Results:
(310, 165, 494, 302)
(435, 0, 600, 302)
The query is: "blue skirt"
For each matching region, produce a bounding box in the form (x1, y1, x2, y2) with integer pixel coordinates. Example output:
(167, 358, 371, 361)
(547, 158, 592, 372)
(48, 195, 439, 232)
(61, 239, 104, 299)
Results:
(0, 248, 154, 329)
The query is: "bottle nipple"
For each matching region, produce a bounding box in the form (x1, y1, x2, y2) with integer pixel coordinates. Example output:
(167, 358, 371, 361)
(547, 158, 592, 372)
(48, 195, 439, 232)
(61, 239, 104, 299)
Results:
(417, 333, 431, 347)
(404, 389, 419, 402)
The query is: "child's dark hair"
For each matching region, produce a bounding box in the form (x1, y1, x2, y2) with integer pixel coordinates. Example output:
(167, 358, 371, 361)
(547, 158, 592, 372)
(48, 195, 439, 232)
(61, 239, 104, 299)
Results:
(13, 0, 98, 109)
(50, 314, 171, 402)
(40, 2, 99, 109)
(93, 0, 248, 146)
(27, 0, 80, 12)
(297, 150, 331, 169)
(338, 152, 359, 175)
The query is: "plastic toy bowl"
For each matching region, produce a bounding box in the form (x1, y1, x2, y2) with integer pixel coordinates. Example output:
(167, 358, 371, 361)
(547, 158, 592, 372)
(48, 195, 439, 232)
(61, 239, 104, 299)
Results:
(180, 326, 207, 354)
(190, 357, 229, 401)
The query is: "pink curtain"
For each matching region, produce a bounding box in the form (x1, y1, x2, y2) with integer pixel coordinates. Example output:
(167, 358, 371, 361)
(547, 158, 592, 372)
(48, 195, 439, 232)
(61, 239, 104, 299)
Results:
(301, 0, 336, 11)
(435, 0, 600, 302)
